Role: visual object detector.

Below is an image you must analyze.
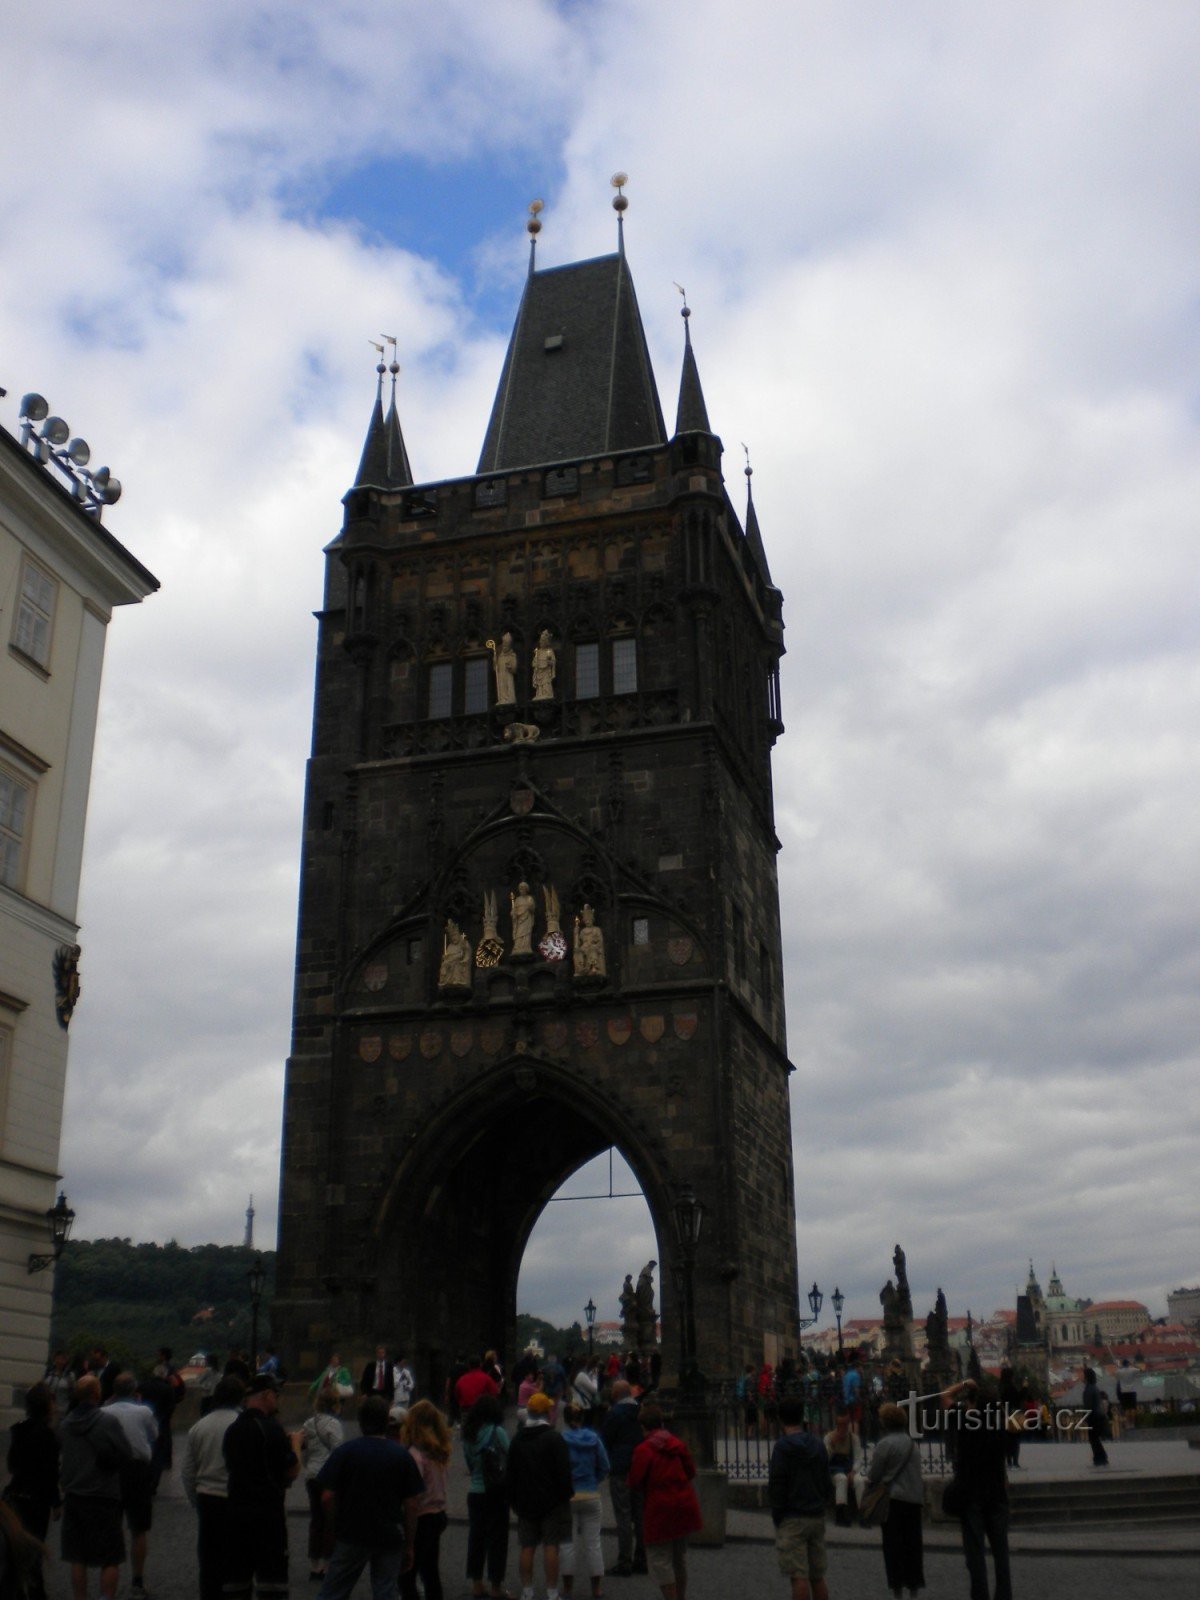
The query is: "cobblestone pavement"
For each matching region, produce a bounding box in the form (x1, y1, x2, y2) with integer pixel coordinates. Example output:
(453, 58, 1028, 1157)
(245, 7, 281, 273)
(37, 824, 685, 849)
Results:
(33, 1487, 1196, 1600)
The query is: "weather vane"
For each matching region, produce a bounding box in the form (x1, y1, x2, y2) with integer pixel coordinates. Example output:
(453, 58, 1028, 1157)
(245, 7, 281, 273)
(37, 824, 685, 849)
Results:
(674, 281, 690, 323)
(742, 441, 753, 481)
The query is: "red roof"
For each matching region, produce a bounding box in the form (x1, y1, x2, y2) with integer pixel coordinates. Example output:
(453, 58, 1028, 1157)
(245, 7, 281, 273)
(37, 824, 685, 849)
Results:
(1091, 1301, 1149, 1313)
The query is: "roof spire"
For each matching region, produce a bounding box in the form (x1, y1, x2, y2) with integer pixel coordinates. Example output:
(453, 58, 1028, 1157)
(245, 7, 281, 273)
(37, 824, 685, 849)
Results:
(611, 171, 628, 256)
(741, 439, 773, 581)
(673, 287, 711, 435)
(526, 199, 544, 276)
(353, 337, 413, 490)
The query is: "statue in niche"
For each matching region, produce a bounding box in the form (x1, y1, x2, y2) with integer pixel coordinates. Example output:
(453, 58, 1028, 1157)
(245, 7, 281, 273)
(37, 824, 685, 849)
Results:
(573, 903, 606, 979)
(503, 722, 540, 743)
(636, 1259, 658, 1348)
(476, 889, 503, 967)
(620, 1274, 637, 1345)
(437, 919, 472, 989)
(532, 630, 556, 700)
(510, 880, 536, 956)
(489, 633, 517, 706)
(539, 884, 567, 963)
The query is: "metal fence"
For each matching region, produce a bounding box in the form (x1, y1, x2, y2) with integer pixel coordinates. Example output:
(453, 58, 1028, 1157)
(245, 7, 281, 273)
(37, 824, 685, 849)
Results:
(703, 1381, 951, 1482)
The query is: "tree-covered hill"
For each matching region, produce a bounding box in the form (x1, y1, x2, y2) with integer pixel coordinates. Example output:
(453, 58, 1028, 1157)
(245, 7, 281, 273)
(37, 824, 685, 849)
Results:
(50, 1237, 275, 1373)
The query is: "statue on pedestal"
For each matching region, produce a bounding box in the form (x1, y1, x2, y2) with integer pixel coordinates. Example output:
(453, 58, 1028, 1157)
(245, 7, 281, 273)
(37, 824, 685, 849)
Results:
(894, 1243, 913, 1322)
(510, 881, 536, 957)
(923, 1286, 956, 1393)
(532, 630, 556, 700)
(573, 904, 606, 979)
(620, 1274, 637, 1346)
(636, 1259, 658, 1348)
(437, 919, 471, 990)
(489, 633, 517, 706)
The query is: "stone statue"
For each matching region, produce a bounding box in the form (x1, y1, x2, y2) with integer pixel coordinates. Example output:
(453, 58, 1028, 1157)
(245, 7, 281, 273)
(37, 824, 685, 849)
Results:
(620, 1274, 637, 1344)
(476, 889, 503, 967)
(510, 881, 536, 956)
(489, 633, 517, 706)
(437, 919, 471, 989)
(538, 884, 567, 962)
(503, 722, 540, 743)
(531, 630, 556, 700)
(636, 1259, 658, 1348)
(573, 903, 606, 979)
(894, 1243, 913, 1322)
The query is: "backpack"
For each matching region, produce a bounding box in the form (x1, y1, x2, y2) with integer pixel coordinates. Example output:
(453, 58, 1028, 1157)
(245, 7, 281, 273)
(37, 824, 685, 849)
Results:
(477, 1426, 507, 1495)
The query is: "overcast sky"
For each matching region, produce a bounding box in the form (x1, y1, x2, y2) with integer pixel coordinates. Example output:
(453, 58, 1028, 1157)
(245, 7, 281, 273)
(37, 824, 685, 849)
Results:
(4, 2, 1197, 1338)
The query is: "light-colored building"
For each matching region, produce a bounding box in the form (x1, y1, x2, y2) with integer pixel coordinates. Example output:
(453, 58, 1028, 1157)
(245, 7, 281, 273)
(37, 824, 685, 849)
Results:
(1089, 1300, 1152, 1342)
(0, 393, 156, 1414)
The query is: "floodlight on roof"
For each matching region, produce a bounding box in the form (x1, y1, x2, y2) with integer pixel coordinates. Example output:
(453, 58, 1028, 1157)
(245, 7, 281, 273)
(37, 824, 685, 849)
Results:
(11, 385, 123, 520)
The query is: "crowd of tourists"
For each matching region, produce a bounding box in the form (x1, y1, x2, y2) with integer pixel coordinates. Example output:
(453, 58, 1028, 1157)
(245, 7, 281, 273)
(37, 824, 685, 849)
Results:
(2, 1336, 1106, 1600)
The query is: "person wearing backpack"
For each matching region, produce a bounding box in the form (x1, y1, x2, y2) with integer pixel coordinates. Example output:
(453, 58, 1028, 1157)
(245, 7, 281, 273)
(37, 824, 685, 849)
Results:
(462, 1394, 512, 1600)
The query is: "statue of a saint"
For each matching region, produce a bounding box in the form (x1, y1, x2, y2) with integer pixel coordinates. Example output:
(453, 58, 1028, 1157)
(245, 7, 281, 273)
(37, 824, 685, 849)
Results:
(620, 1274, 637, 1343)
(437, 919, 471, 989)
(894, 1243, 912, 1321)
(476, 890, 503, 967)
(510, 881, 536, 956)
(489, 633, 517, 705)
(636, 1259, 658, 1347)
(531, 630, 556, 700)
(573, 903, 606, 979)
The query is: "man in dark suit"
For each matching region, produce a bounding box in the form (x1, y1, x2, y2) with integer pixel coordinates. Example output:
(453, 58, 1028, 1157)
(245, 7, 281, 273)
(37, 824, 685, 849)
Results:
(360, 1345, 395, 1400)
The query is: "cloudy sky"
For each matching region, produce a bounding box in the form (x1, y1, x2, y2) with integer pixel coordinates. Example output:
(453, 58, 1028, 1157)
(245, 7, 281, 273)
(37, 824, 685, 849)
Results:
(5, 2, 1197, 1338)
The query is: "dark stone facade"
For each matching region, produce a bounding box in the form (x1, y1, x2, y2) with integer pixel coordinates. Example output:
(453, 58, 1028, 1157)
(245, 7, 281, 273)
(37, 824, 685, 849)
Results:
(274, 251, 801, 1388)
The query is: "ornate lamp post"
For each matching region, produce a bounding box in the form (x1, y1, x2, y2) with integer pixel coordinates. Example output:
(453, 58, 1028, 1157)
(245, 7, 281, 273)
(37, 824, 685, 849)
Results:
(672, 1184, 705, 1395)
(247, 1254, 267, 1373)
(585, 1297, 597, 1357)
(28, 1191, 75, 1274)
(832, 1285, 845, 1357)
(798, 1281, 823, 1349)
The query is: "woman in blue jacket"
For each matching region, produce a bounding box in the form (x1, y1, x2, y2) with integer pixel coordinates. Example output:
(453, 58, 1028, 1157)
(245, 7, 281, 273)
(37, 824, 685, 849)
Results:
(560, 1402, 611, 1599)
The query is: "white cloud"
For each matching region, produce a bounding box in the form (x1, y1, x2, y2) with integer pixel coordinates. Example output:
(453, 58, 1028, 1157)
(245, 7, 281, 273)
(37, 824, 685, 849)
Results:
(4, 0, 1197, 1336)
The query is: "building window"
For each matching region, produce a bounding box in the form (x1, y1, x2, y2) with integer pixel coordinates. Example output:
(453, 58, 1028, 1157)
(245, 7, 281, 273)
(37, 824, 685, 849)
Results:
(464, 656, 489, 715)
(632, 916, 650, 946)
(13, 559, 57, 669)
(612, 636, 637, 695)
(0, 767, 31, 889)
(0, 1025, 9, 1141)
(575, 642, 599, 700)
(427, 662, 452, 719)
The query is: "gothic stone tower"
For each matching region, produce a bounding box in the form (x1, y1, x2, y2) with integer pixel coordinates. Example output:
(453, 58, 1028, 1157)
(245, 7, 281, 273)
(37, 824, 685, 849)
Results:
(274, 232, 800, 1387)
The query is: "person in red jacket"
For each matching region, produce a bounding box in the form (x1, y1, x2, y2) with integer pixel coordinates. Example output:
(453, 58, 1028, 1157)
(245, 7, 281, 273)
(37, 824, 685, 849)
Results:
(626, 1406, 702, 1600)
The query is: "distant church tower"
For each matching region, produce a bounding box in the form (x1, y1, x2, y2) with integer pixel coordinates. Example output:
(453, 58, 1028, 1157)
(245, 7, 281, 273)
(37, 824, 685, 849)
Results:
(244, 1195, 255, 1251)
(274, 198, 801, 1385)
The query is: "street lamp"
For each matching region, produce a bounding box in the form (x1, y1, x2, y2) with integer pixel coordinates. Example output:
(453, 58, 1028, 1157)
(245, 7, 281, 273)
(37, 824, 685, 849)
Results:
(28, 1191, 75, 1274)
(798, 1281, 823, 1348)
(832, 1285, 845, 1357)
(247, 1254, 267, 1372)
(585, 1297, 597, 1356)
(672, 1184, 705, 1393)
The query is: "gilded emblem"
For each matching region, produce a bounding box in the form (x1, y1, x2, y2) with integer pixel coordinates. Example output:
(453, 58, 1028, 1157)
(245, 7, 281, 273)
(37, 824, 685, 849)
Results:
(639, 1016, 665, 1044)
(575, 1020, 599, 1048)
(450, 1027, 473, 1058)
(363, 961, 388, 992)
(419, 1030, 442, 1060)
(607, 1017, 633, 1046)
(389, 1034, 412, 1061)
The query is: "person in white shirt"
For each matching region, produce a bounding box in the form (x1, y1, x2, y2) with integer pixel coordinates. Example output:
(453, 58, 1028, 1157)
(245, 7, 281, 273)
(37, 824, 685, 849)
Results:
(104, 1374, 159, 1596)
(180, 1375, 245, 1600)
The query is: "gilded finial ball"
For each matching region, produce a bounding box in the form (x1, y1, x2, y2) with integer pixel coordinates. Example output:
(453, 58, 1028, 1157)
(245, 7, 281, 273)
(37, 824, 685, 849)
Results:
(611, 172, 628, 188)
(529, 198, 544, 215)
(613, 195, 628, 213)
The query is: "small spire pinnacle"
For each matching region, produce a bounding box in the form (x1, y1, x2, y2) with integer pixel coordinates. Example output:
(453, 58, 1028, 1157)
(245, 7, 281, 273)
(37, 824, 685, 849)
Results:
(611, 171, 628, 254)
(353, 336, 413, 490)
(673, 291, 710, 435)
(526, 199, 544, 275)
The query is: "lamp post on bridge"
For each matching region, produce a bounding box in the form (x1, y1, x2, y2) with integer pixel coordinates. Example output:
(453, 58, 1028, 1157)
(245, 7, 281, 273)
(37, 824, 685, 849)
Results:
(585, 1297, 596, 1357)
(832, 1285, 845, 1357)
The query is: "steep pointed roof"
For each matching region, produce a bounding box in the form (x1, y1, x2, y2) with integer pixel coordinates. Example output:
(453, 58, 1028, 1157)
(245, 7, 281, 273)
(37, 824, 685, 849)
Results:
(478, 252, 666, 473)
(354, 377, 413, 490)
(674, 309, 711, 435)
